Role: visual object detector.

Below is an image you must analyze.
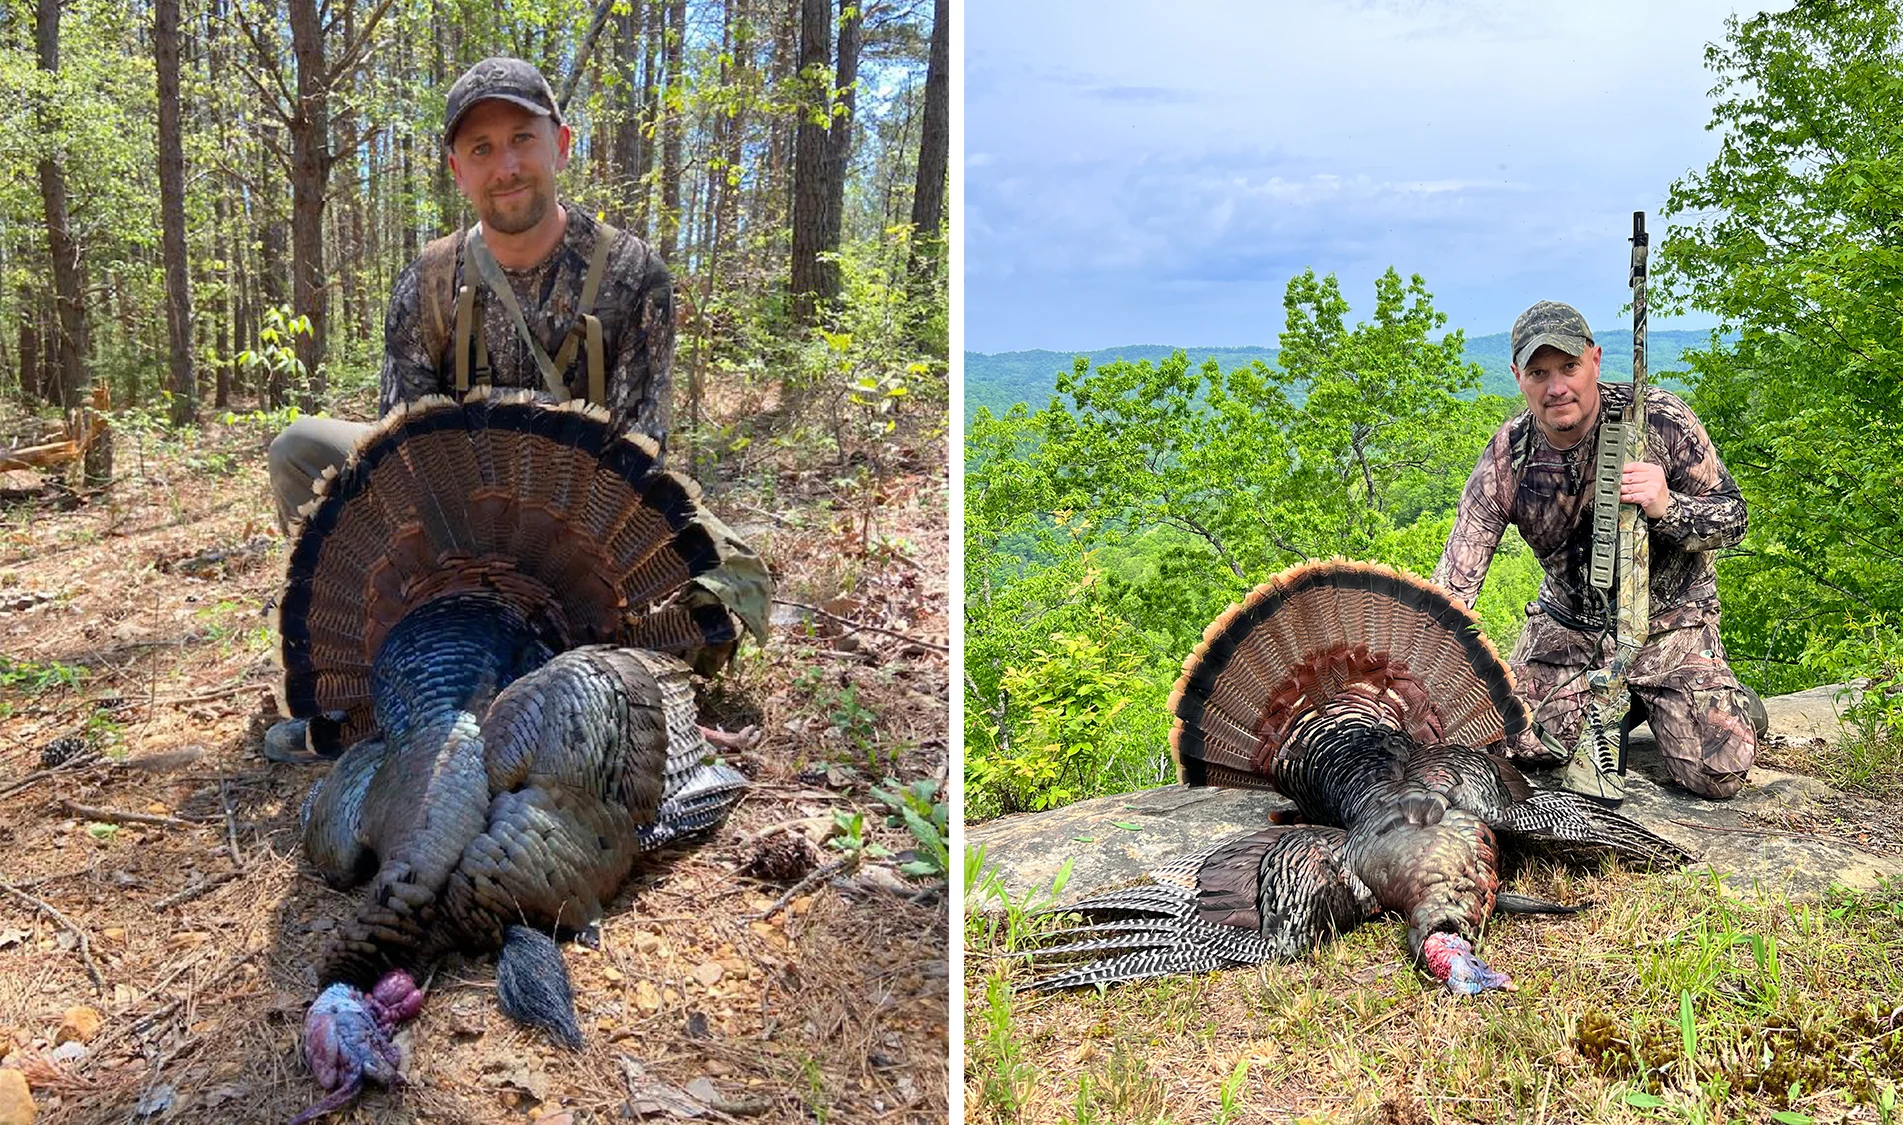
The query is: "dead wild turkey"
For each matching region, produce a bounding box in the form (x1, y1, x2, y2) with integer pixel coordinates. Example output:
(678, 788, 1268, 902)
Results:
(1025, 559, 1691, 995)
(274, 392, 766, 1123)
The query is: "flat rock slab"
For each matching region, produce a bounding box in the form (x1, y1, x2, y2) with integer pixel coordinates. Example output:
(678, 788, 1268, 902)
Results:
(968, 684, 1897, 910)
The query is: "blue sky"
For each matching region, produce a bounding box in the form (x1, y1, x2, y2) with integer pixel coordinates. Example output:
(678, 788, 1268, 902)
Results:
(965, 0, 1783, 353)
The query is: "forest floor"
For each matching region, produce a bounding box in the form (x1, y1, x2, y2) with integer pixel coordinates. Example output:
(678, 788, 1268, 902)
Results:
(0, 385, 950, 1124)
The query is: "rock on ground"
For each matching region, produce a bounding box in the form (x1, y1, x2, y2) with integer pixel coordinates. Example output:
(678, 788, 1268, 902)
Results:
(967, 684, 1899, 910)
(0, 1068, 35, 1125)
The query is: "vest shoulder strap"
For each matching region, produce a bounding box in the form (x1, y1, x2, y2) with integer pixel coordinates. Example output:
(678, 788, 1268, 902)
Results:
(417, 229, 466, 367)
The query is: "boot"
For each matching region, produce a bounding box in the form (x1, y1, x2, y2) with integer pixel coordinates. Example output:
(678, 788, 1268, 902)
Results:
(1740, 684, 1769, 738)
(1562, 706, 1629, 807)
(262, 713, 345, 763)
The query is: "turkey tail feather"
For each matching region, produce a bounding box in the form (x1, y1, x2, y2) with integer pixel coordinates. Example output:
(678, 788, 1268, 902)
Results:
(1497, 791, 1694, 866)
(1172, 559, 1528, 792)
(278, 393, 743, 742)
(1021, 827, 1378, 991)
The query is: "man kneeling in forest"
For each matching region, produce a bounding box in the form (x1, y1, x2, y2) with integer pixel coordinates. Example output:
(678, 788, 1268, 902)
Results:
(1432, 300, 1762, 802)
(262, 56, 767, 760)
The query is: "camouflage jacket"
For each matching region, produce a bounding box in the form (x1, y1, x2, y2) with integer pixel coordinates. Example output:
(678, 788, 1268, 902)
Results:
(1432, 383, 1747, 631)
(378, 203, 675, 449)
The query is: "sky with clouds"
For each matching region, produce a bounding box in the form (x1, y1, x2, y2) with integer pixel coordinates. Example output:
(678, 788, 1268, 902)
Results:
(964, 0, 1784, 353)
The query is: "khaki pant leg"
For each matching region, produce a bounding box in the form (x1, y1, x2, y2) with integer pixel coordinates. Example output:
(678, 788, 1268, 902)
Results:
(267, 416, 372, 533)
(1631, 641, 1756, 800)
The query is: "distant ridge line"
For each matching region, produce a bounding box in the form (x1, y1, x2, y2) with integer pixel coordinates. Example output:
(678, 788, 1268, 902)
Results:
(964, 329, 1732, 424)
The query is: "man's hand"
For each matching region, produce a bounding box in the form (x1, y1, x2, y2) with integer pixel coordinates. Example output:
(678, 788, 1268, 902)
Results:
(1620, 460, 1671, 519)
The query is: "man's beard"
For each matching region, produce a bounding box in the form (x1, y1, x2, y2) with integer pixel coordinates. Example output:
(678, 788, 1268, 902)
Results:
(482, 181, 552, 235)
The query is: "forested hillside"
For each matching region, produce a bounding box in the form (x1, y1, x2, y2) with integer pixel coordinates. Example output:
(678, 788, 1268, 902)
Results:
(963, 329, 1718, 425)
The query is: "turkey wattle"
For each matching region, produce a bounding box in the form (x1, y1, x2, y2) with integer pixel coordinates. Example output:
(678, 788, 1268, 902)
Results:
(275, 393, 762, 1123)
(1025, 559, 1691, 995)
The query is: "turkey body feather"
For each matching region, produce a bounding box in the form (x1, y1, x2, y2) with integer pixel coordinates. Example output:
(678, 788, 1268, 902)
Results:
(1025, 559, 1690, 994)
(278, 394, 760, 1122)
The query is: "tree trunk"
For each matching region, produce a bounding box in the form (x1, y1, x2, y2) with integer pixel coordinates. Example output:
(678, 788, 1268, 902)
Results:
(635, 0, 662, 239)
(752, 0, 798, 262)
(612, 0, 646, 233)
(657, 0, 686, 263)
(36, 0, 89, 414)
(907, 0, 948, 283)
(433, 0, 456, 230)
(288, 0, 331, 409)
(712, 0, 750, 291)
(213, 192, 232, 410)
(156, 0, 197, 425)
(17, 284, 41, 403)
(819, 0, 859, 278)
(788, 0, 832, 323)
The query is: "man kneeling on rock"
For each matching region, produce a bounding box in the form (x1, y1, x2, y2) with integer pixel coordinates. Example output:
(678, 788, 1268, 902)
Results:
(1432, 300, 1763, 803)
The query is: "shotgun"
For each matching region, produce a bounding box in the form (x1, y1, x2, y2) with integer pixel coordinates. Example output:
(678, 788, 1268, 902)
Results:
(1564, 211, 1650, 806)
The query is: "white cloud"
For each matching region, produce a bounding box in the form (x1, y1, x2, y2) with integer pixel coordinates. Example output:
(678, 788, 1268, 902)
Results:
(966, 0, 1784, 350)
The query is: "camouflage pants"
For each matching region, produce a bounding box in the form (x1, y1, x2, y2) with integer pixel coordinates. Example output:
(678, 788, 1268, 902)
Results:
(1504, 609, 1756, 799)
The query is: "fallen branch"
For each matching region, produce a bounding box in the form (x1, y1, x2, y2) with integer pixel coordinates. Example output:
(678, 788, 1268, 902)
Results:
(747, 856, 856, 922)
(771, 598, 947, 655)
(0, 439, 79, 472)
(154, 870, 242, 910)
(0, 750, 105, 801)
(60, 801, 206, 830)
(220, 775, 244, 867)
(155, 680, 270, 708)
(0, 879, 106, 994)
(107, 947, 212, 1021)
(87, 948, 262, 1063)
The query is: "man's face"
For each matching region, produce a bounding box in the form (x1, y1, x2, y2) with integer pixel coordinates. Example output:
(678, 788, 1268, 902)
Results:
(1513, 344, 1602, 444)
(447, 100, 571, 236)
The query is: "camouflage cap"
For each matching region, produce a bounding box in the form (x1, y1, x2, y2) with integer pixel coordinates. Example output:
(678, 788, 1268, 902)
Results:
(443, 57, 563, 148)
(1511, 301, 1595, 370)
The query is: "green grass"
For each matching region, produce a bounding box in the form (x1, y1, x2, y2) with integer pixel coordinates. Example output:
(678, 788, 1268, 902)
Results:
(964, 860, 1903, 1124)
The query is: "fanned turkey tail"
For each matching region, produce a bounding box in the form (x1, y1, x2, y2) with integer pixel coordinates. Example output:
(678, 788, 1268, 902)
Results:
(276, 390, 763, 746)
(1168, 559, 1529, 814)
(1022, 826, 1380, 990)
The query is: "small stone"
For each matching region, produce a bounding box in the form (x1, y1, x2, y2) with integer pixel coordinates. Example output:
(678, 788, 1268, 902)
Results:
(134, 1084, 175, 1117)
(0, 1068, 34, 1125)
(101, 929, 125, 944)
(47, 1042, 86, 1065)
(143, 802, 169, 816)
(55, 1007, 101, 1046)
(693, 962, 723, 988)
(633, 981, 662, 1014)
(601, 966, 624, 982)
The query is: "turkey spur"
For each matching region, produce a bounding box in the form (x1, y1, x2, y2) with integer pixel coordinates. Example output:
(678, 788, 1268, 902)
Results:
(1024, 559, 1690, 995)
(274, 393, 760, 1123)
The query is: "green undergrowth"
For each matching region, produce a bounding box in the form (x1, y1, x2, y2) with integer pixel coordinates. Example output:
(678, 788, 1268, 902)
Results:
(964, 855, 1903, 1124)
